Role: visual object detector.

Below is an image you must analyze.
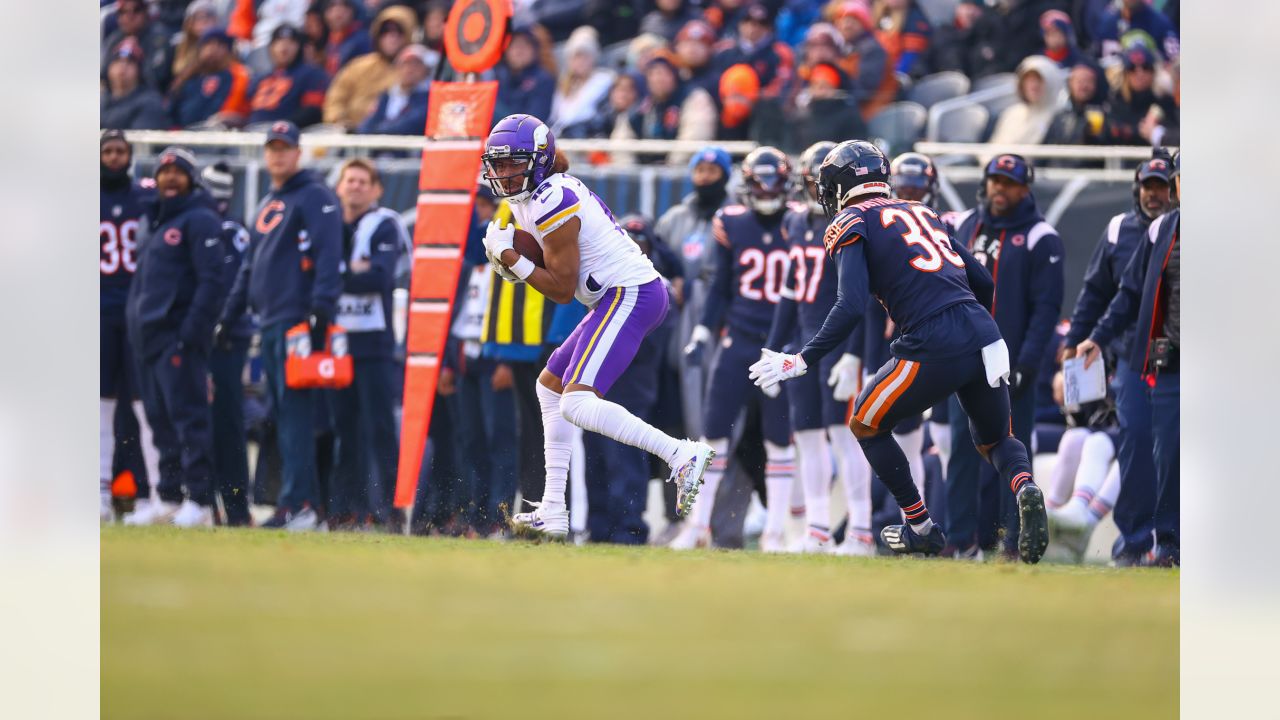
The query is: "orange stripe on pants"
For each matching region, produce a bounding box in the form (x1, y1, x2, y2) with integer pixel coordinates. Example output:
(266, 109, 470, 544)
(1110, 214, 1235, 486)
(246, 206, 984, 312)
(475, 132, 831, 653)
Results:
(867, 361, 919, 429)
(854, 359, 906, 426)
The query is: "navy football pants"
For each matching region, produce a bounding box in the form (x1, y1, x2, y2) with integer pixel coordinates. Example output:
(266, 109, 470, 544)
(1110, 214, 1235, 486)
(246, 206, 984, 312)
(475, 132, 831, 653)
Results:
(139, 344, 214, 506)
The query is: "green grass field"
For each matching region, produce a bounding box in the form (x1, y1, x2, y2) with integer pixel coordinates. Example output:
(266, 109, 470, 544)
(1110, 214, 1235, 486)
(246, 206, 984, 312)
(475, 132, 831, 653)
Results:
(102, 527, 1177, 719)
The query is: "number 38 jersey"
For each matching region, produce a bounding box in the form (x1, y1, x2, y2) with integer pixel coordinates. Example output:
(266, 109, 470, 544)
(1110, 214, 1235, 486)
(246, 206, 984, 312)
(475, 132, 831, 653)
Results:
(699, 203, 789, 339)
(508, 173, 658, 308)
(100, 180, 155, 318)
(799, 196, 1000, 365)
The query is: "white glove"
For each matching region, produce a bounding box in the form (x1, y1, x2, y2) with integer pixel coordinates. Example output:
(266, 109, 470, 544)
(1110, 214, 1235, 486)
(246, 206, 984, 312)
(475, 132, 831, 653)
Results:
(683, 324, 712, 356)
(482, 218, 515, 260)
(757, 350, 782, 398)
(487, 248, 522, 283)
(828, 353, 861, 401)
(748, 348, 807, 393)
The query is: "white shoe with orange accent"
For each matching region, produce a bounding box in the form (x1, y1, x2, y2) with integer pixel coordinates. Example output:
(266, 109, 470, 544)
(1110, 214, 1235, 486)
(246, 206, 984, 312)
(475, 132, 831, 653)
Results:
(792, 526, 833, 554)
(835, 537, 877, 557)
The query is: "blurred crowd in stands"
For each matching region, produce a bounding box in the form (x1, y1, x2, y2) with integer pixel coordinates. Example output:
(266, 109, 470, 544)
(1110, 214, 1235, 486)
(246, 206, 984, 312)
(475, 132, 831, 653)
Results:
(102, 0, 1179, 153)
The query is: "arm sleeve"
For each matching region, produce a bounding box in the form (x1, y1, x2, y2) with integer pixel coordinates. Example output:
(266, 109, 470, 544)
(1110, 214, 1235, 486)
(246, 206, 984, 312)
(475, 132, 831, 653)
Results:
(698, 216, 733, 332)
(1065, 230, 1117, 347)
(1092, 232, 1153, 347)
(342, 219, 401, 294)
(180, 212, 231, 347)
(305, 189, 344, 318)
(952, 237, 994, 312)
(799, 240, 869, 367)
(1015, 233, 1066, 370)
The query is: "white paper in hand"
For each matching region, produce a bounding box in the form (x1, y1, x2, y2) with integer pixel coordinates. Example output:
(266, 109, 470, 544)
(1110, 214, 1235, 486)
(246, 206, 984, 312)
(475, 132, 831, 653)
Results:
(1063, 356, 1107, 411)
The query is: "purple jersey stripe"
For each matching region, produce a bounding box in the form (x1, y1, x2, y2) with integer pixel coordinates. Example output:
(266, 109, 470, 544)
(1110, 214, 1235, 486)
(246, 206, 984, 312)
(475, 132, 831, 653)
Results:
(535, 186, 580, 227)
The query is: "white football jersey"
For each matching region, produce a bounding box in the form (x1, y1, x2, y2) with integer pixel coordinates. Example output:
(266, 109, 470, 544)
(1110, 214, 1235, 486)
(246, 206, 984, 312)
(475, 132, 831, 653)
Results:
(509, 173, 658, 308)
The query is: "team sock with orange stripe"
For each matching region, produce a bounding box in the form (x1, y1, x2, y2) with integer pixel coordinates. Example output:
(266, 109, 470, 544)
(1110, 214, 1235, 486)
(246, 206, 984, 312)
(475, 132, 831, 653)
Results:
(857, 432, 932, 532)
(987, 436, 1036, 496)
(764, 442, 796, 539)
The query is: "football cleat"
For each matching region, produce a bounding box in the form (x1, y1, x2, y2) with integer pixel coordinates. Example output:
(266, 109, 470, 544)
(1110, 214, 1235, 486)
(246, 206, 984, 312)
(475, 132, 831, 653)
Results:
(881, 522, 947, 556)
(510, 500, 569, 541)
(669, 441, 716, 519)
(793, 527, 833, 554)
(835, 536, 876, 557)
(1144, 543, 1179, 568)
(172, 499, 214, 528)
(759, 531, 789, 553)
(1016, 484, 1050, 565)
(123, 499, 179, 526)
(667, 523, 711, 550)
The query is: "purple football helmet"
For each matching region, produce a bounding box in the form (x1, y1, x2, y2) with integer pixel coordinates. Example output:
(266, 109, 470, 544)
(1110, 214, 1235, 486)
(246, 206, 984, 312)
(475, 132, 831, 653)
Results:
(481, 114, 557, 204)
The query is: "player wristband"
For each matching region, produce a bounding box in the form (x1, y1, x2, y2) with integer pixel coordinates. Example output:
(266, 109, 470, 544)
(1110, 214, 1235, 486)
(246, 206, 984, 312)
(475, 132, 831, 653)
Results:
(509, 255, 536, 281)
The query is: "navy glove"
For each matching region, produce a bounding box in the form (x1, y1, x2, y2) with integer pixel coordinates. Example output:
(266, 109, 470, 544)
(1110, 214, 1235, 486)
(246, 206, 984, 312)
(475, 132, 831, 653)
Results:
(309, 311, 330, 352)
(1009, 365, 1035, 395)
(212, 322, 232, 351)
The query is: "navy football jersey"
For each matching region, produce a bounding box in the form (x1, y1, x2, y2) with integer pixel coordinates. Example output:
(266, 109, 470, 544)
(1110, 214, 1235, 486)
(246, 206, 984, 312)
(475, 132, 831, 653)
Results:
(100, 181, 154, 317)
(781, 206, 839, 337)
(702, 203, 790, 338)
(824, 196, 978, 335)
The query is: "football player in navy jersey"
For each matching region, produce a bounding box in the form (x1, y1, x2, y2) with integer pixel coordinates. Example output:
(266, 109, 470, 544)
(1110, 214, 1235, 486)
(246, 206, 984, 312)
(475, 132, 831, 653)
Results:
(100, 129, 159, 521)
(672, 147, 797, 551)
(750, 140, 1049, 563)
(764, 141, 874, 555)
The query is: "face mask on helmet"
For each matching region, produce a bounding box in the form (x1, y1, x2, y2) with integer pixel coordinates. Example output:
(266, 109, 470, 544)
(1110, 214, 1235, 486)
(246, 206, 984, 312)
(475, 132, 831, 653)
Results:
(482, 152, 536, 203)
(891, 174, 931, 203)
(744, 164, 788, 215)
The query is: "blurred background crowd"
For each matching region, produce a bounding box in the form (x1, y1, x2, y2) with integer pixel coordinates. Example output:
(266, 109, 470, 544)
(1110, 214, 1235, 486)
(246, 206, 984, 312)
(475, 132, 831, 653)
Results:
(101, 0, 1178, 155)
(101, 0, 1180, 566)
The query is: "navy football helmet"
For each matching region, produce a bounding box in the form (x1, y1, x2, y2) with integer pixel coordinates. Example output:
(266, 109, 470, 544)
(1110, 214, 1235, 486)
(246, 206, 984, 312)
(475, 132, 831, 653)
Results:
(889, 152, 938, 205)
(741, 146, 791, 216)
(797, 140, 836, 213)
(815, 140, 891, 218)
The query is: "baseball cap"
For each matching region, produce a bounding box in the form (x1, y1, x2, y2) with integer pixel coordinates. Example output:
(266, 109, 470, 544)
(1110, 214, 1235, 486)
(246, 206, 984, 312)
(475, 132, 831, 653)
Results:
(156, 146, 198, 179)
(743, 2, 771, 24)
(1123, 45, 1155, 70)
(834, 0, 872, 28)
(1136, 155, 1173, 183)
(475, 182, 496, 204)
(265, 120, 301, 147)
(271, 24, 303, 43)
(199, 27, 233, 47)
(675, 19, 716, 46)
(984, 153, 1033, 185)
(396, 44, 439, 67)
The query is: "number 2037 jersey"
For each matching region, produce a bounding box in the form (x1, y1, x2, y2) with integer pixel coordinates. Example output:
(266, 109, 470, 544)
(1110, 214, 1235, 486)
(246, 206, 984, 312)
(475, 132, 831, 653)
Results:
(508, 173, 658, 308)
(100, 180, 155, 316)
(826, 196, 982, 337)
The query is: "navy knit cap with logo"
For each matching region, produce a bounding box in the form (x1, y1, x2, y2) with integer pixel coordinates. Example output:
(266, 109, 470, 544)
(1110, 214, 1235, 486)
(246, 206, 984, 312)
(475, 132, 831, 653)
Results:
(156, 146, 198, 181)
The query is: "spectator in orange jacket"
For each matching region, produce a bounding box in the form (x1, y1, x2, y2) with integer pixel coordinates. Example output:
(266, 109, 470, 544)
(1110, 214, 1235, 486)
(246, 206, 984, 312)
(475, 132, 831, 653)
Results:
(712, 3, 795, 100)
(170, 29, 251, 128)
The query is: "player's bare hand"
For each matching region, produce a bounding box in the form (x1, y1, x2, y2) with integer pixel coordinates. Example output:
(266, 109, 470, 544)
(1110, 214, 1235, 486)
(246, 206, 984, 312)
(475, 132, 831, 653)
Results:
(438, 367, 456, 396)
(1075, 339, 1102, 369)
(491, 363, 514, 391)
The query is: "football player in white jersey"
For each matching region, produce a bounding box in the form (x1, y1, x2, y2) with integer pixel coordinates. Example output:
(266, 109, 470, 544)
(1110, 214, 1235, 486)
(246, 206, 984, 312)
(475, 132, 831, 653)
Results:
(480, 113, 716, 540)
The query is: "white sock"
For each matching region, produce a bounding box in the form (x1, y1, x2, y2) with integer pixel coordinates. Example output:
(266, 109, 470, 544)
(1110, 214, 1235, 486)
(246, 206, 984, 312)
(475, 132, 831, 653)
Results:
(100, 399, 116, 486)
(928, 421, 952, 477)
(829, 425, 872, 542)
(789, 456, 807, 517)
(1075, 431, 1117, 515)
(763, 441, 795, 537)
(560, 391, 684, 466)
(911, 518, 935, 535)
(569, 425, 586, 531)
(793, 429, 832, 531)
(690, 437, 730, 528)
(1049, 427, 1090, 508)
(537, 383, 573, 508)
(1092, 462, 1121, 519)
(132, 401, 160, 498)
(895, 427, 926, 507)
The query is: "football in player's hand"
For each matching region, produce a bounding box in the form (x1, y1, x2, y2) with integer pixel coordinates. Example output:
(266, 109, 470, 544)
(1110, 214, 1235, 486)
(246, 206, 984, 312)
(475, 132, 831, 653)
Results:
(511, 228, 545, 269)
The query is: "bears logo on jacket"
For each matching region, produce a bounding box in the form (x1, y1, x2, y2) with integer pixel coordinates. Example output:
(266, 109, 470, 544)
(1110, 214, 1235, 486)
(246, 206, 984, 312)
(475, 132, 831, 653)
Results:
(164, 228, 182, 246)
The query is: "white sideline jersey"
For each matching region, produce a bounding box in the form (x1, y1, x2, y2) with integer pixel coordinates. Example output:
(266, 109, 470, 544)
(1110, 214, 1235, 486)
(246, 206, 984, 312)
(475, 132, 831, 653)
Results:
(509, 173, 658, 308)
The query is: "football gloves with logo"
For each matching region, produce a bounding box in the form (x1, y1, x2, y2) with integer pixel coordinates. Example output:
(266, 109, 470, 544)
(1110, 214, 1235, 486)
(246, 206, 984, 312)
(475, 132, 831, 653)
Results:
(828, 353, 861, 401)
(749, 348, 807, 392)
